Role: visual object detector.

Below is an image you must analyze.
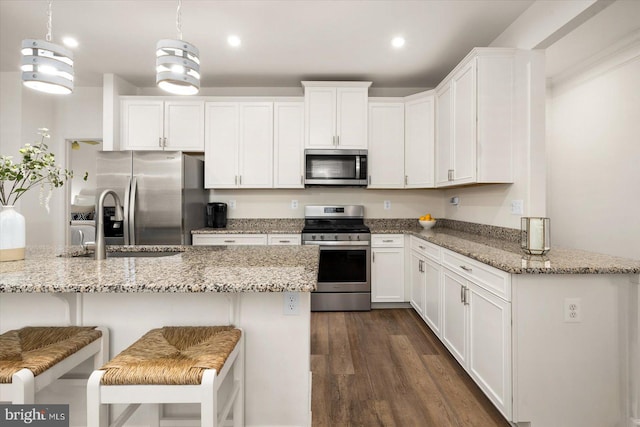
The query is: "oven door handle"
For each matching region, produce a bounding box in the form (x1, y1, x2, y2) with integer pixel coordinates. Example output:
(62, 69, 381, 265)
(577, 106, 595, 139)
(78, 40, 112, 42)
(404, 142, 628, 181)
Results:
(303, 241, 370, 247)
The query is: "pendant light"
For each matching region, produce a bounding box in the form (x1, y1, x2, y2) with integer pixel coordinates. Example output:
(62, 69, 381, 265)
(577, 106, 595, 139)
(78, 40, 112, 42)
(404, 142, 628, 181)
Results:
(156, 0, 200, 95)
(21, 0, 73, 95)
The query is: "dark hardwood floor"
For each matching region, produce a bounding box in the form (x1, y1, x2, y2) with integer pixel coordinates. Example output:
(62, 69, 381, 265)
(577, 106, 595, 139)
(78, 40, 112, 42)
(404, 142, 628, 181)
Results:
(310, 309, 511, 427)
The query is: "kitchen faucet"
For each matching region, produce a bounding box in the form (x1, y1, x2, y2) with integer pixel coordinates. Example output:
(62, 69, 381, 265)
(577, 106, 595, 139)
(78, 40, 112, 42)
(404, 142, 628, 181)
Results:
(93, 189, 124, 260)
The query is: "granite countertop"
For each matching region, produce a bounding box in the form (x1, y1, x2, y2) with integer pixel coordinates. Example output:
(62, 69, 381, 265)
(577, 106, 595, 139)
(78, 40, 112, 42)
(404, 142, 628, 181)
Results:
(0, 245, 319, 293)
(368, 218, 640, 275)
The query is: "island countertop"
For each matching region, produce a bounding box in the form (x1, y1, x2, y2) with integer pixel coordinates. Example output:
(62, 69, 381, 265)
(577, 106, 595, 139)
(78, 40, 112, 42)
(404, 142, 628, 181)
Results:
(0, 245, 319, 293)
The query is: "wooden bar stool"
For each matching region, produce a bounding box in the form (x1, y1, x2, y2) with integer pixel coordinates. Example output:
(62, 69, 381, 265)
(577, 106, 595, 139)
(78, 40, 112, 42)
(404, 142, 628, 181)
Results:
(87, 326, 244, 427)
(0, 326, 109, 404)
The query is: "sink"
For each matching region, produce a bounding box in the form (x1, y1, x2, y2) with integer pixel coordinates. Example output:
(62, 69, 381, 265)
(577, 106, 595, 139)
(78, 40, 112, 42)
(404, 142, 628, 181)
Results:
(70, 251, 181, 258)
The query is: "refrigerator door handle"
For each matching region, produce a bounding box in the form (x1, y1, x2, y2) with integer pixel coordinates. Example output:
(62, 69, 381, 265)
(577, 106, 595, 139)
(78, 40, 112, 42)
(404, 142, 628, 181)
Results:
(128, 177, 138, 245)
(123, 177, 132, 245)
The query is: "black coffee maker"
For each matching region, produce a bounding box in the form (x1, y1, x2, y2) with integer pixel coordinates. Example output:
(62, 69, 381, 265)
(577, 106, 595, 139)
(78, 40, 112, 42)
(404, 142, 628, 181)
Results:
(206, 203, 227, 228)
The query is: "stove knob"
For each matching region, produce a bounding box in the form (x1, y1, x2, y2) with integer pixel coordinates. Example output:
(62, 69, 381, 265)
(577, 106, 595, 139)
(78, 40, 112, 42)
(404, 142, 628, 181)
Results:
(320, 235, 324, 240)
(335, 235, 338, 240)
(312, 235, 316, 240)
(349, 235, 353, 240)
(357, 235, 360, 240)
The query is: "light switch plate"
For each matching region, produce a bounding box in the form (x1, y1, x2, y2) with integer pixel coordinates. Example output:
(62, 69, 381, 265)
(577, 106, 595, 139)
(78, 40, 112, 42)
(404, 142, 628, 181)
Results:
(291, 200, 298, 209)
(384, 200, 391, 210)
(229, 200, 236, 209)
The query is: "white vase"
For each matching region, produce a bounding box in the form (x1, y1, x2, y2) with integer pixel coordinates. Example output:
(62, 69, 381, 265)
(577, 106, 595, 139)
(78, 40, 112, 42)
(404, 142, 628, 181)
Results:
(0, 205, 26, 261)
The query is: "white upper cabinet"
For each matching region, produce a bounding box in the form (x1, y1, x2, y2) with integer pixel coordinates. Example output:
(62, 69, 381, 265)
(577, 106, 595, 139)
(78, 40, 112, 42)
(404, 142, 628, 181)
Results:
(121, 98, 204, 151)
(274, 102, 305, 188)
(404, 92, 435, 188)
(303, 81, 371, 149)
(435, 49, 517, 187)
(205, 102, 273, 189)
(367, 102, 405, 188)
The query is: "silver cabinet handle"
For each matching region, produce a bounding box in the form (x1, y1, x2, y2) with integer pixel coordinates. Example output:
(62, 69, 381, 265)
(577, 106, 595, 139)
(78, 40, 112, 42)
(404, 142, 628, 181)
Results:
(460, 265, 472, 272)
(460, 284, 465, 304)
(464, 287, 470, 305)
(239, 175, 242, 185)
(405, 175, 408, 185)
(336, 135, 340, 146)
(372, 252, 375, 263)
(163, 137, 167, 148)
(158, 137, 163, 147)
(368, 175, 371, 185)
(235, 176, 238, 185)
(418, 259, 424, 272)
(332, 136, 336, 146)
(382, 239, 393, 243)
(448, 169, 454, 181)
(418, 245, 426, 250)
(300, 175, 303, 185)
(279, 240, 291, 243)
(224, 239, 236, 243)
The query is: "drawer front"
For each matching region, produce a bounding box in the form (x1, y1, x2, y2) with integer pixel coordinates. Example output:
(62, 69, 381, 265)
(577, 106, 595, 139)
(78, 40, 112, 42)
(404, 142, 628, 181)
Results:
(192, 234, 267, 246)
(268, 234, 302, 245)
(410, 236, 440, 262)
(372, 234, 404, 248)
(441, 249, 511, 301)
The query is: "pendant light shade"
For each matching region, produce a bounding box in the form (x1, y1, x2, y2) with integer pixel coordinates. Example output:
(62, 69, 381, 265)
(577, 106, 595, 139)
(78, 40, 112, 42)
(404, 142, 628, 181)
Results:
(21, 39, 74, 95)
(156, 39, 200, 95)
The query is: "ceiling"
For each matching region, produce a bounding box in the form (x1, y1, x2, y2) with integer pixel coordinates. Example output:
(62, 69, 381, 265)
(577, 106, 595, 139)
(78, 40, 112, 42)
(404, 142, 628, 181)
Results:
(0, 0, 535, 89)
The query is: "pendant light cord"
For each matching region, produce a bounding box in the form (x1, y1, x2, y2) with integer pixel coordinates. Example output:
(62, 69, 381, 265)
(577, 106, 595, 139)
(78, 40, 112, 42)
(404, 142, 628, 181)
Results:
(176, 0, 183, 41)
(46, 0, 53, 42)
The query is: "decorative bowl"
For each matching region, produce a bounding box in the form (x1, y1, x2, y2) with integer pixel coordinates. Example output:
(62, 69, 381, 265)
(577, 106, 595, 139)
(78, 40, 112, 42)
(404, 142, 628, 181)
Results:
(419, 219, 436, 230)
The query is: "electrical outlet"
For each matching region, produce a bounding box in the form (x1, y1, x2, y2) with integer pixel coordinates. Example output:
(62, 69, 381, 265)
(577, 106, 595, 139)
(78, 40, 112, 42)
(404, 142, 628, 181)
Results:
(291, 200, 298, 209)
(450, 196, 459, 206)
(511, 200, 524, 215)
(229, 200, 236, 209)
(384, 200, 391, 210)
(564, 298, 582, 322)
(283, 292, 299, 315)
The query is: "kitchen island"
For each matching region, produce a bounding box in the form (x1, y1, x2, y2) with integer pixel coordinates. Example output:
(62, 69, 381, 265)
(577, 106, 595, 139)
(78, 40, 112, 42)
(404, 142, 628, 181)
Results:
(0, 245, 319, 427)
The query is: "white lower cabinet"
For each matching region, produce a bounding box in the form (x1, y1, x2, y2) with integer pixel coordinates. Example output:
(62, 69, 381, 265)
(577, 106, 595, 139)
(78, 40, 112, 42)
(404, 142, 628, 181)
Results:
(441, 265, 512, 420)
(371, 235, 404, 303)
(409, 251, 426, 316)
(409, 237, 442, 335)
(192, 234, 267, 246)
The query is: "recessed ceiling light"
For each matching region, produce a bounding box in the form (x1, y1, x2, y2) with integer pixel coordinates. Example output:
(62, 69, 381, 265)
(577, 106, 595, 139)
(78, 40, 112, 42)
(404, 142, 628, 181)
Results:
(227, 35, 241, 47)
(391, 36, 405, 48)
(62, 37, 78, 48)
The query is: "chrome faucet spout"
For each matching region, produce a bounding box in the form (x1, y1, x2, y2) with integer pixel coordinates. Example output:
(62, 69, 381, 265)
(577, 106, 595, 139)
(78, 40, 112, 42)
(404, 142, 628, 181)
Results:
(95, 189, 123, 260)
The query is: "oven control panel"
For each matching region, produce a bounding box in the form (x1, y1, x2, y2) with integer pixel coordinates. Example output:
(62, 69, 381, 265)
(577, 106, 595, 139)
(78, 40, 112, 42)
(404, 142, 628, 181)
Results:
(302, 233, 371, 243)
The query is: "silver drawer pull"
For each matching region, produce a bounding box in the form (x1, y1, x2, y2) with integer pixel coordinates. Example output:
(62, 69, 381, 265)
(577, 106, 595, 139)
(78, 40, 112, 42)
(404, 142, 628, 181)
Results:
(460, 265, 472, 272)
(279, 240, 291, 243)
(224, 240, 236, 243)
(418, 245, 426, 250)
(382, 239, 394, 243)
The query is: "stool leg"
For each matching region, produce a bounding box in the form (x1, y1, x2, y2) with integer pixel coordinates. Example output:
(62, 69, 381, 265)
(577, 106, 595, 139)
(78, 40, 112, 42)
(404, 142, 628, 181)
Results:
(87, 370, 107, 427)
(148, 404, 161, 427)
(12, 369, 35, 404)
(233, 335, 245, 427)
(94, 327, 110, 369)
(201, 370, 217, 427)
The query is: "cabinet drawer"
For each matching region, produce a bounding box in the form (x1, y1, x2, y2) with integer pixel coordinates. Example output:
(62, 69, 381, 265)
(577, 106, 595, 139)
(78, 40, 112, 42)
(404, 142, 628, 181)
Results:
(441, 249, 511, 301)
(268, 234, 301, 245)
(372, 234, 404, 247)
(410, 236, 440, 262)
(192, 234, 267, 246)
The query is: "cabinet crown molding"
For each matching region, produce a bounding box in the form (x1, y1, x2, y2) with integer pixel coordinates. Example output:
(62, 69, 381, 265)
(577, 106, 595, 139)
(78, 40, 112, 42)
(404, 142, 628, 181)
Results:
(301, 81, 372, 88)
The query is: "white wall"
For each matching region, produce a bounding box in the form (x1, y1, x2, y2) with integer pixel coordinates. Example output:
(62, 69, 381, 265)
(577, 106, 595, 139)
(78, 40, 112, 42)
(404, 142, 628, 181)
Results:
(547, 48, 640, 259)
(209, 188, 444, 219)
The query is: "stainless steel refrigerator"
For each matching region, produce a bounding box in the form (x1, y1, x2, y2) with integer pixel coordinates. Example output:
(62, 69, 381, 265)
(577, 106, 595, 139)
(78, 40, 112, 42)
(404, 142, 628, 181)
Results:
(96, 151, 207, 245)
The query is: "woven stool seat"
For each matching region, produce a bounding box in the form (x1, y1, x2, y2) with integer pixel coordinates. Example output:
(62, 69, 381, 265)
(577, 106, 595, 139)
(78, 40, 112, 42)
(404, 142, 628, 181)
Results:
(99, 326, 241, 386)
(0, 326, 103, 383)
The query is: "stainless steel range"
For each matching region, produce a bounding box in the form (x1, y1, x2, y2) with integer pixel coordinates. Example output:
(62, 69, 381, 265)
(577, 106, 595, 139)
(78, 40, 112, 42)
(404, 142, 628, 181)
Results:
(302, 205, 371, 311)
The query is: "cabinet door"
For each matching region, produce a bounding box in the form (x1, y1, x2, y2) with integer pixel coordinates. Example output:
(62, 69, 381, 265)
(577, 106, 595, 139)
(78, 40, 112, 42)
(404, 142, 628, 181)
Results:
(268, 234, 301, 245)
(239, 103, 273, 188)
(442, 268, 467, 367)
(435, 84, 452, 186)
(274, 102, 304, 188)
(305, 87, 336, 148)
(204, 103, 238, 188)
(405, 95, 435, 188)
(371, 247, 404, 303)
(121, 100, 164, 150)
(164, 101, 205, 151)
(410, 251, 426, 317)
(368, 103, 405, 188)
(336, 87, 368, 149)
(423, 256, 442, 337)
(451, 59, 477, 185)
(468, 282, 512, 419)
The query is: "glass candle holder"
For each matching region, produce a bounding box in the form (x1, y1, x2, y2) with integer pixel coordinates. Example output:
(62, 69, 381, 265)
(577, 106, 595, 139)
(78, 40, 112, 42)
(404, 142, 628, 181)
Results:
(521, 217, 550, 255)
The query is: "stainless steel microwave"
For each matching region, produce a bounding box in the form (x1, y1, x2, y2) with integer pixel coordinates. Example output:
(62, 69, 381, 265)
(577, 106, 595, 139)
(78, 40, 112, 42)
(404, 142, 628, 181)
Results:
(304, 149, 368, 186)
